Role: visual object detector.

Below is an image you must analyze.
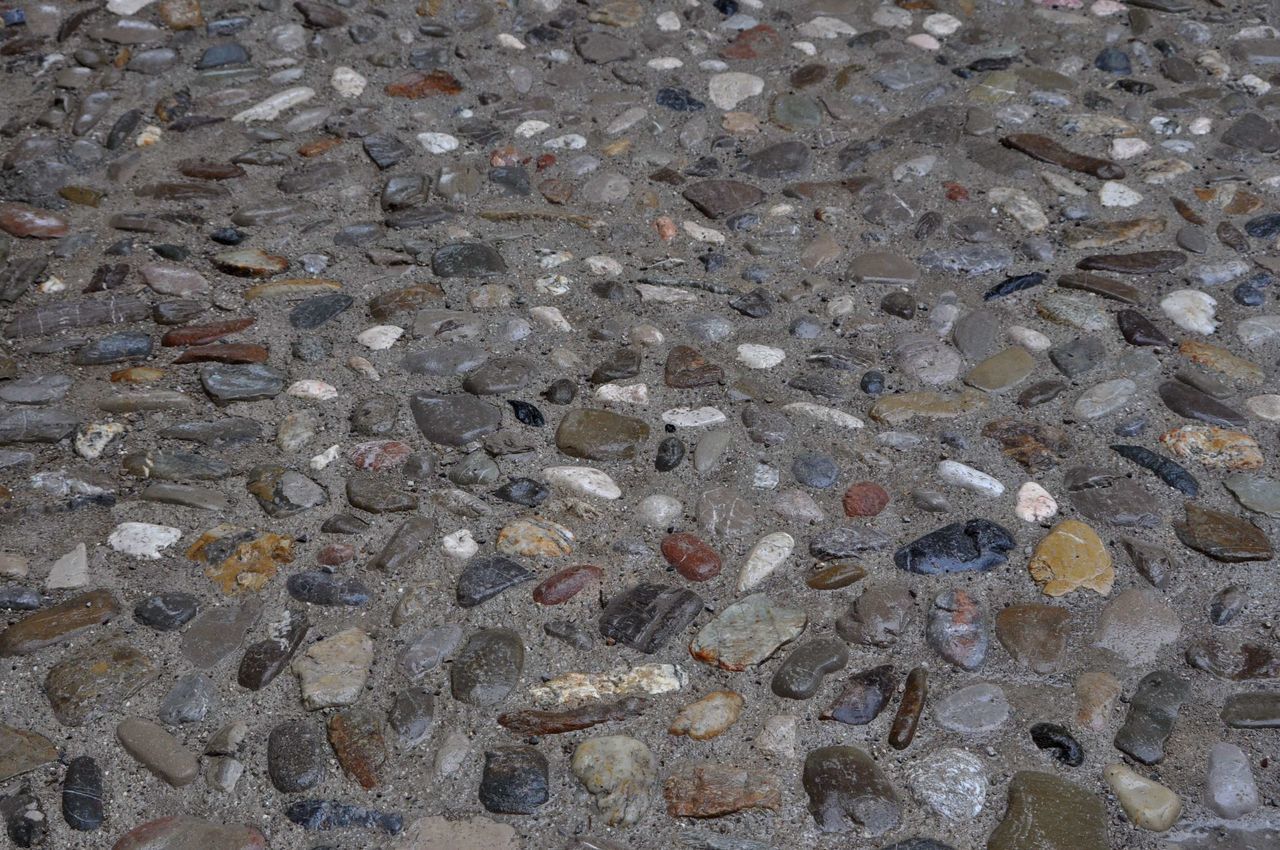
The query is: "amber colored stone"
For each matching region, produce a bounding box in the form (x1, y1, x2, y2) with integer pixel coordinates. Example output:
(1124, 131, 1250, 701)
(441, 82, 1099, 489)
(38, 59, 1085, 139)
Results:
(842, 482, 890, 517)
(1027, 519, 1115, 597)
(173, 343, 269, 364)
(498, 696, 646, 735)
(719, 24, 781, 60)
(533, 565, 603, 605)
(0, 202, 69, 239)
(111, 366, 165, 383)
(188, 525, 294, 594)
(327, 708, 386, 790)
(368, 285, 444, 321)
(298, 136, 342, 157)
(157, 0, 204, 29)
(660, 533, 722, 582)
(663, 764, 782, 817)
(0, 590, 120, 656)
(58, 186, 103, 207)
(385, 69, 463, 97)
(944, 182, 969, 202)
(162, 318, 255, 346)
(806, 562, 867, 590)
(1225, 189, 1263, 215)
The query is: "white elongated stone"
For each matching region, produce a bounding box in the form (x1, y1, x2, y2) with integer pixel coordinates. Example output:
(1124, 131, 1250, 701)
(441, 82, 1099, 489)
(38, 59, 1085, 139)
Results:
(1161, 289, 1218, 334)
(542, 466, 622, 500)
(661, 406, 727, 427)
(798, 15, 857, 38)
(108, 522, 181, 559)
(736, 532, 795, 592)
(356, 324, 404, 350)
(530, 305, 572, 331)
(989, 187, 1049, 232)
(232, 86, 315, 123)
(46, 543, 89, 590)
(1015, 482, 1059, 522)
(514, 120, 550, 137)
(782, 402, 864, 429)
(530, 664, 687, 705)
(108, 0, 156, 13)
(594, 383, 649, 405)
(417, 132, 459, 154)
(1008, 325, 1052, 352)
(76, 422, 124, 460)
(708, 72, 764, 110)
(737, 343, 786, 369)
(287, 380, 338, 401)
(683, 221, 725, 243)
(937, 460, 1005, 496)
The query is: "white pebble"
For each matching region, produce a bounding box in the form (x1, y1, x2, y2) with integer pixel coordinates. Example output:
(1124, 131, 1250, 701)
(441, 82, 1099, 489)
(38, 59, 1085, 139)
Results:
(708, 72, 765, 111)
(906, 33, 940, 50)
(661, 406, 727, 427)
(782, 402, 864, 430)
(1110, 137, 1150, 160)
(594, 383, 650, 405)
(356, 324, 404, 350)
(656, 10, 681, 31)
(514, 119, 549, 137)
(330, 66, 367, 98)
(496, 32, 525, 50)
(923, 12, 961, 36)
(683, 221, 725, 243)
(636, 494, 682, 527)
(108, 522, 181, 560)
(544, 134, 587, 150)
(937, 460, 1005, 497)
(530, 305, 573, 331)
(232, 86, 315, 123)
(442, 529, 479, 561)
(1248, 395, 1280, 421)
(1015, 482, 1059, 523)
(797, 15, 857, 38)
(791, 41, 817, 56)
(107, 0, 155, 14)
(46, 543, 89, 590)
(1008, 325, 1052, 352)
(310, 444, 340, 471)
(1099, 181, 1144, 207)
(288, 379, 338, 401)
(648, 57, 684, 70)
(542, 466, 621, 500)
(585, 255, 622, 276)
(1161, 289, 1218, 334)
(737, 532, 795, 592)
(1189, 116, 1213, 135)
(76, 422, 124, 460)
(417, 132, 459, 154)
(737, 343, 786, 369)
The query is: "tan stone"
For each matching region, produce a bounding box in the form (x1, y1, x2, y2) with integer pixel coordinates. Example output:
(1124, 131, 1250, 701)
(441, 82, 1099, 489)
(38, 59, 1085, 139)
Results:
(1104, 764, 1181, 831)
(1160, 425, 1264, 471)
(1075, 671, 1122, 731)
(669, 691, 744, 741)
(1180, 341, 1265, 385)
(1027, 519, 1114, 597)
(868, 390, 986, 426)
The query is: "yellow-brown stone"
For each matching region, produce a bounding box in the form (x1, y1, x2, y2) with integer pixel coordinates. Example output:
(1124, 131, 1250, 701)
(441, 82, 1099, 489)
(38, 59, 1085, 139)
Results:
(1159, 425, 1264, 471)
(1027, 519, 1114, 597)
(1179, 341, 1264, 386)
(869, 390, 986, 426)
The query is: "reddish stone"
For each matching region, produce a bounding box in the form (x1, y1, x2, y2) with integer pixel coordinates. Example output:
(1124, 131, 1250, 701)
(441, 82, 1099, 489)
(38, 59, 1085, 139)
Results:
(173, 343, 269, 364)
(385, 69, 462, 98)
(111, 815, 266, 850)
(842, 482, 890, 517)
(316, 543, 355, 567)
(661, 533, 722, 582)
(327, 708, 386, 790)
(348, 440, 412, 471)
(176, 159, 246, 180)
(535, 154, 556, 171)
(298, 136, 342, 157)
(0, 203, 69, 239)
(161, 318, 255, 347)
(719, 24, 781, 60)
(533, 565, 604, 605)
(944, 182, 969, 202)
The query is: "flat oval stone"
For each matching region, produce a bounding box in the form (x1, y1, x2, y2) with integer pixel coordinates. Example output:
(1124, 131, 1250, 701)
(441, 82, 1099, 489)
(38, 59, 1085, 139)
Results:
(771, 637, 850, 699)
(112, 816, 266, 850)
(934, 682, 1010, 733)
(1174, 502, 1273, 562)
(894, 519, 1014, 575)
(286, 571, 370, 606)
(0, 590, 119, 656)
(117, 717, 199, 787)
(995, 604, 1070, 673)
(926, 589, 988, 670)
(987, 772, 1108, 850)
(821, 665, 896, 726)
(599, 583, 704, 654)
(1158, 381, 1246, 427)
(660, 533, 722, 581)
(803, 745, 902, 835)
(61, 755, 103, 832)
(532, 564, 603, 605)
(268, 720, 329, 793)
(201, 363, 285, 404)
(451, 628, 524, 706)
(410, 392, 502, 446)
(556, 409, 650, 460)
(689, 594, 806, 671)
(388, 688, 435, 748)
(432, 242, 506, 277)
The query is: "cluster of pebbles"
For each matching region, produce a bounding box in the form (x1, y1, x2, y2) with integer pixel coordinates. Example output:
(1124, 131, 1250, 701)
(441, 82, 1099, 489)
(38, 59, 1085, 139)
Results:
(4, 0, 1280, 847)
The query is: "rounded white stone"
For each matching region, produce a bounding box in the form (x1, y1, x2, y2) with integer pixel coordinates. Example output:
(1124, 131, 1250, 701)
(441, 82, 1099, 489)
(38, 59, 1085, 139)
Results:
(497, 32, 526, 49)
(636, 494, 683, 527)
(708, 72, 764, 111)
(542, 466, 621, 500)
(530, 305, 573, 331)
(594, 383, 649, 405)
(661, 406, 727, 427)
(1015, 482, 1059, 523)
(330, 66, 367, 98)
(1008, 325, 1052, 352)
(907, 748, 988, 821)
(906, 32, 941, 50)
(655, 10, 681, 31)
(937, 460, 1005, 497)
(1100, 181, 1144, 207)
(417, 132, 459, 154)
(584, 255, 623, 276)
(1161, 289, 1218, 334)
(442, 529, 479, 561)
(1246, 394, 1280, 421)
(923, 12, 961, 36)
(683, 221, 725, 243)
(514, 119, 549, 138)
(798, 15, 857, 38)
(737, 343, 786, 369)
(782, 402, 864, 429)
(1073, 378, 1137, 419)
(1111, 137, 1151, 160)
(648, 57, 684, 70)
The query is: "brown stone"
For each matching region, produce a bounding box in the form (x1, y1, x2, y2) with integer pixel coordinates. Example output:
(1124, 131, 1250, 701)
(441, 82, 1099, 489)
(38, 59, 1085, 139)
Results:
(663, 763, 782, 817)
(161, 318, 255, 347)
(187, 524, 295, 594)
(328, 708, 387, 789)
(664, 345, 724, 388)
(532, 565, 603, 605)
(0, 202, 69, 238)
(1027, 519, 1115, 597)
(0, 724, 57, 783)
(348, 440, 412, 471)
(995, 604, 1071, 673)
(668, 691, 744, 740)
(805, 562, 867, 590)
(661, 533, 722, 582)
(1174, 502, 1273, 562)
(982, 418, 1071, 471)
(719, 24, 782, 60)
(45, 635, 157, 726)
(0, 590, 120, 656)
(385, 69, 463, 97)
(842, 481, 889, 517)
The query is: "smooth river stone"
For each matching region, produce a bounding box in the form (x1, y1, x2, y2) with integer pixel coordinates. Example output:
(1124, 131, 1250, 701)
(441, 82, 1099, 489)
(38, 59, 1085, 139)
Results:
(451, 629, 524, 706)
(556, 408, 650, 460)
(1174, 502, 1273, 562)
(771, 637, 850, 699)
(292, 627, 373, 710)
(682, 180, 765, 219)
(410, 392, 502, 446)
(0, 725, 57, 783)
(1114, 671, 1189, 765)
(45, 635, 157, 726)
(431, 242, 506, 277)
(995, 604, 1070, 673)
(822, 665, 896, 726)
(803, 745, 901, 836)
(1158, 381, 1247, 427)
(112, 816, 266, 850)
(117, 717, 199, 786)
(964, 347, 1035, 392)
(0, 590, 119, 655)
(1222, 692, 1280, 728)
(689, 594, 806, 671)
(268, 720, 328, 792)
(571, 736, 656, 827)
(479, 746, 548, 814)
(987, 772, 1109, 850)
(457, 555, 532, 607)
(894, 519, 1014, 575)
(599, 583, 704, 653)
(1026, 519, 1115, 596)
(200, 363, 285, 404)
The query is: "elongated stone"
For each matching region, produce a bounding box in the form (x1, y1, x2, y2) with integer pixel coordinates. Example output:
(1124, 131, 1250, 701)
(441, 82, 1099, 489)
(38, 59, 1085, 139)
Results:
(4, 296, 148, 338)
(499, 697, 648, 735)
(1114, 671, 1189, 765)
(771, 637, 849, 699)
(894, 519, 1014, 575)
(0, 590, 119, 655)
(889, 667, 927, 749)
(61, 755, 103, 831)
(600, 584, 704, 653)
(664, 763, 782, 818)
(1001, 134, 1124, 179)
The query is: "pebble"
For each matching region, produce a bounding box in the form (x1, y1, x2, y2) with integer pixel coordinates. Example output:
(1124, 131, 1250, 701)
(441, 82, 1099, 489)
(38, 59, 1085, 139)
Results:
(1105, 764, 1182, 831)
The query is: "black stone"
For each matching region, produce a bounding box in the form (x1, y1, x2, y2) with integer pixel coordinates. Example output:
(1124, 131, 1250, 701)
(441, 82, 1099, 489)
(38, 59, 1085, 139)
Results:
(0, 587, 40, 611)
(1029, 723, 1084, 766)
(655, 437, 685, 471)
(1110, 444, 1199, 497)
(894, 519, 1015, 575)
(72, 332, 152, 365)
(1114, 671, 1188, 765)
(284, 800, 402, 834)
(822, 665, 896, 726)
(286, 571, 370, 606)
(289, 293, 353, 330)
(133, 593, 199, 631)
(268, 721, 329, 792)
(457, 555, 533, 608)
(492, 478, 549, 507)
(508, 400, 545, 426)
(656, 87, 705, 111)
(599, 583, 704, 653)
(983, 272, 1046, 301)
(431, 243, 506, 277)
(479, 746, 549, 814)
(61, 756, 104, 831)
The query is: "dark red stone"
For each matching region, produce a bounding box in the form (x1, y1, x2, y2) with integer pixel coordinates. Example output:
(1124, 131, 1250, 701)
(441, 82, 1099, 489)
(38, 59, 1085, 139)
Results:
(532, 565, 603, 605)
(661, 533, 722, 582)
(842, 482, 890, 517)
